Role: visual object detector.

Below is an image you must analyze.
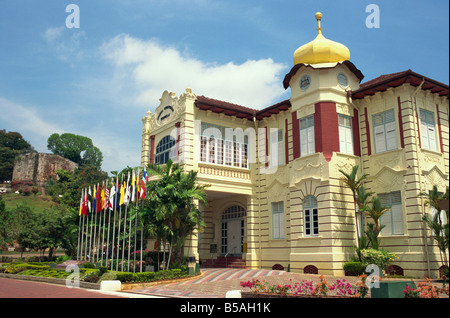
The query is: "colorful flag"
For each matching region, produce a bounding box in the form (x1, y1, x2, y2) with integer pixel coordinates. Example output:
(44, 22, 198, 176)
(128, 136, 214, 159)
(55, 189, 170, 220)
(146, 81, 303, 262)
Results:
(87, 187, 92, 213)
(104, 181, 109, 210)
(131, 169, 136, 203)
(140, 179, 147, 200)
(109, 179, 116, 210)
(92, 186, 97, 214)
(82, 188, 88, 216)
(143, 166, 148, 183)
(124, 172, 131, 206)
(96, 184, 102, 213)
(79, 188, 84, 216)
(119, 179, 125, 206)
(101, 182, 106, 210)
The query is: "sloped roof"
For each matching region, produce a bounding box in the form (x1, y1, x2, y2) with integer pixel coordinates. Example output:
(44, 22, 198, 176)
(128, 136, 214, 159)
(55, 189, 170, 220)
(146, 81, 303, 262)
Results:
(352, 70, 449, 99)
(195, 96, 291, 121)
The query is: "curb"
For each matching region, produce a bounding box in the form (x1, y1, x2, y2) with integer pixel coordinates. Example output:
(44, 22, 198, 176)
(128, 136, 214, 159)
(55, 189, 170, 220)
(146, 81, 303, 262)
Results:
(0, 273, 100, 290)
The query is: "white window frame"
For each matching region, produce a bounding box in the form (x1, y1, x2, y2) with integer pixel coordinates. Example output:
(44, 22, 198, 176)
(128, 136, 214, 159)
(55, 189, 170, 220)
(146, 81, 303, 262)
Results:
(372, 109, 397, 153)
(420, 109, 438, 152)
(299, 115, 315, 156)
(200, 122, 249, 169)
(270, 129, 284, 167)
(379, 191, 404, 236)
(155, 135, 176, 165)
(339, 114, 354, 155)
(272, 201, 285, 239)
(303, 196, 318, 236)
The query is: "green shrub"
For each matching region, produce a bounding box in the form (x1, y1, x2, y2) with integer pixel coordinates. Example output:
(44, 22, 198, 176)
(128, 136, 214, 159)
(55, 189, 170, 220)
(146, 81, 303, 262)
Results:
(115, 269, 188, 283)
(83, 262, 96, 269)
(99, 266, 108, 275)
(83, 270, 100, 283)
(56, 255, 72, 263)
(343, 262, 366, 276)
(116, 272, 134, 283)
(360, 248, 398, 272)
(98, 271, 117, 283)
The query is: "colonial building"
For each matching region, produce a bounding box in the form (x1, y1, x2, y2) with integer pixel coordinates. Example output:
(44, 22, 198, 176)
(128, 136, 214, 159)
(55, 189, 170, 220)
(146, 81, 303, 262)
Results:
(140, 13, 449, 278)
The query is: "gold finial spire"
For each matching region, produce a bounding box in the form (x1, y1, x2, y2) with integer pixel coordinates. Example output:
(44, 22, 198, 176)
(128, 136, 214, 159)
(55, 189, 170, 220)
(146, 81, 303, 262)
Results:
(292, 11, 350, 65)
(315, 12, 322, 35)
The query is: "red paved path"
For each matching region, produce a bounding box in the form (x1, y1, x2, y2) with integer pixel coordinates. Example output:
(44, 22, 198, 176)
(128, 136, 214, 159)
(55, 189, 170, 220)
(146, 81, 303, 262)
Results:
(0, 277, 124, 298)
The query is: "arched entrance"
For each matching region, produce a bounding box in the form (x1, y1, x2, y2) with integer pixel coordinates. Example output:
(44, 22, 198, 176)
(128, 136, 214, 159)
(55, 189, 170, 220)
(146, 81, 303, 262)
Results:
(221, 205, 245, 256)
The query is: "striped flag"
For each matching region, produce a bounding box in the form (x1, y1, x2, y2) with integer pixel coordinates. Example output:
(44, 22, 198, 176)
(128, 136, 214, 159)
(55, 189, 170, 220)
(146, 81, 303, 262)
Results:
(104, 181, 109, 210)
(79, 188, 84, 216)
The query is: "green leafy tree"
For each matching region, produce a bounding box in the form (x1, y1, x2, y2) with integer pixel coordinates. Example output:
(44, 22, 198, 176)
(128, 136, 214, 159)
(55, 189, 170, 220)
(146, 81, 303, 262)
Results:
(47, 133, 103, 169)
(0, 130, 34, 181)
(46, 165, 108, 208)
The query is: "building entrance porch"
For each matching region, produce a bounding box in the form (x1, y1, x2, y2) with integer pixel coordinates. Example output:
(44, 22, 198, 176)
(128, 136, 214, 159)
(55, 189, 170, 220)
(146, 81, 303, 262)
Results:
(198, 190, 250, 269)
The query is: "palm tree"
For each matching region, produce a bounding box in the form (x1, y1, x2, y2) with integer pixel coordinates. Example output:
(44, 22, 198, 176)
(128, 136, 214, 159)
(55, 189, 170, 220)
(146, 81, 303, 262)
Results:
(339, 165, 370, 245)
(365, 196, 390, 250)
(141, 160, 208, 270)
(420, 185, 449, 270)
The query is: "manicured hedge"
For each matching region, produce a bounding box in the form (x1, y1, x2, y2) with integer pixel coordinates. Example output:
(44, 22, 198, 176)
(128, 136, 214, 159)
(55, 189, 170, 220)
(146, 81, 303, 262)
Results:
(116, 269, 186, 283)
(343, 262, 366, 276)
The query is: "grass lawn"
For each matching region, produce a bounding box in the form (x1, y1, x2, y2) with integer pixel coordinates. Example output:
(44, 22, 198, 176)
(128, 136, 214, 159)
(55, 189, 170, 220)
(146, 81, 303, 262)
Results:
(1, 192, 58, 212)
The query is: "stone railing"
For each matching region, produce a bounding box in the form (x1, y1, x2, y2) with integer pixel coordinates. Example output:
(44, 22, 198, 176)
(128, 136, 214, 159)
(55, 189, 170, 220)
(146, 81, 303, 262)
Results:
(198, 163, 251, 180)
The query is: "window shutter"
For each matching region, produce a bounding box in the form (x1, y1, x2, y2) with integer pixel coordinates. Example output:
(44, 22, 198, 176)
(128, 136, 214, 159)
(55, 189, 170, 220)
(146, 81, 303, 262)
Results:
(339, 125, 346, 152)
(428, 125, 437, 151)
(346, 126, 354, 155)
(385, 121, 397, 150)
(421, 121, 430, 150)
(307, 126, 315, 154)
(374, 125, 386, 153)
(300, 128, 308, 156)
(380, 211, 392, 236)
(391, 205, 404, 235)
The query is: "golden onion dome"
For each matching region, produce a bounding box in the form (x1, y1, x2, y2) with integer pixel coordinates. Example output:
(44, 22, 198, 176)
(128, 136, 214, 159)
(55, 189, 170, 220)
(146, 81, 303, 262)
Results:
(293, 12, 350, 65)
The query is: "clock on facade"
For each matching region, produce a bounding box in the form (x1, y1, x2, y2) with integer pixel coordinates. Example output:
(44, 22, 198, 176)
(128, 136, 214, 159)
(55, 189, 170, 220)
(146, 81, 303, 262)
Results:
(157, 105, 174, 122)
(300, 74, 311, 90)
(337, 72, 348, 88)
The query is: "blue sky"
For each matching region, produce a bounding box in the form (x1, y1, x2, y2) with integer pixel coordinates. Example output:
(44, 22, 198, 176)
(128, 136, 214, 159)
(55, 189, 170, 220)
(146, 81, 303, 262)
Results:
(0, 0, 448, 174)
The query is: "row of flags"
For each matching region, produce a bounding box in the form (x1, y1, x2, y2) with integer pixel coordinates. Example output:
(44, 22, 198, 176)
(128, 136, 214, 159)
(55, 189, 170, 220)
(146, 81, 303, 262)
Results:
(78, 168, 148, 216)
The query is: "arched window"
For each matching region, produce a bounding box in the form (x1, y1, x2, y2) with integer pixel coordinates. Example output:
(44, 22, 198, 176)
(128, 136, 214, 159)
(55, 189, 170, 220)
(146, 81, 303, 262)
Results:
(155, 135, 176, 165)
(222, 205, 246, 220)
(303, 196, 318, 236)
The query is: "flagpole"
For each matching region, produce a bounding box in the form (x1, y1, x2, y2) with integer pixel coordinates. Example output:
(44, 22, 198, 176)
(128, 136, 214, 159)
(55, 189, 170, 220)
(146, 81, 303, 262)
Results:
(101, 180, 107, 266)
(122, 171, 130, 271)
(105, 180, 112, 268)
(134, 204, 137, 273)
(128, 169, 136, 272)
(83, 189, 89, 261)
(116, 174, 124, 271)
(79, 210, 85, 261)
(111, 177, 118, 270)
(76, 188, 84, 261)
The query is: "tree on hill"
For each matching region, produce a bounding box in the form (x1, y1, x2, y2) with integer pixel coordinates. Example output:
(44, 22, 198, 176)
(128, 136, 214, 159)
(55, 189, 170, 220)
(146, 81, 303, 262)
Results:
(0, 130, 34, 181)
(47, 133, 103, 169)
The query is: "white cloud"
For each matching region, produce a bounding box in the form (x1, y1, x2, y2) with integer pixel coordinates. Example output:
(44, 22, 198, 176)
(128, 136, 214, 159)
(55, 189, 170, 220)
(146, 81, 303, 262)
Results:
(99, 34, 288, 109)
(42, 26, 86, 62)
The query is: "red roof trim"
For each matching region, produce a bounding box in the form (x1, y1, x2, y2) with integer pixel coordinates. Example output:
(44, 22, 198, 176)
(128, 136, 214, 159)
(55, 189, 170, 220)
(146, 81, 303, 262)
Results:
(352, 70, 449, 99)
(195, 96, 291, 121)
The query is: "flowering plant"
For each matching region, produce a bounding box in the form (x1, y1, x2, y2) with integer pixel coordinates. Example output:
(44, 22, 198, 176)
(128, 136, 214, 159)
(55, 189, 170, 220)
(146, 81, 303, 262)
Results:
(403, 285, 420, 298)
(240, 275, 361, 297)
